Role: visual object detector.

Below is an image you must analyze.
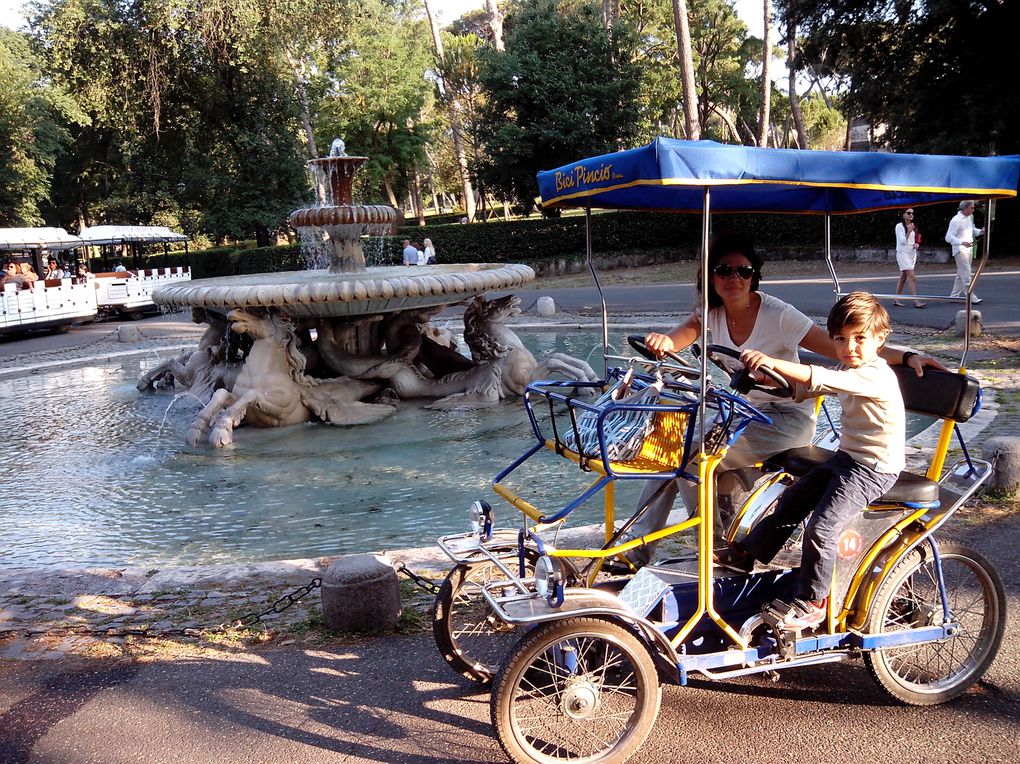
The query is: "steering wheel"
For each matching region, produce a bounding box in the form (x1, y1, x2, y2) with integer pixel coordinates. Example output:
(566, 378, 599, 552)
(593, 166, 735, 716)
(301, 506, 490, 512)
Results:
(627, 335, 701, 380)
(704, 344, 792, 398)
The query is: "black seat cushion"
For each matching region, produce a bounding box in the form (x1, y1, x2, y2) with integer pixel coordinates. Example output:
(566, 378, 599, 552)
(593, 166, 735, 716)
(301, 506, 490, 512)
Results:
(765, 446, 940, 505)
(874, 471, 940, 505)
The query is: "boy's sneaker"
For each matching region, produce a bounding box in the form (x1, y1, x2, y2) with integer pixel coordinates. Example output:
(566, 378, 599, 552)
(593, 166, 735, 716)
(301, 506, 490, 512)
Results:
(713, 544, 755, 573)
(775, 598, 826, 631)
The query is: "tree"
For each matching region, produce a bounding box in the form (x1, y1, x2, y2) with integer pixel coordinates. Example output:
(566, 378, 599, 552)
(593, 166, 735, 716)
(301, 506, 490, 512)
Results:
(620, 0, 752, 144)
(476, 0, 643, 215)
(786, 19, 808, 148)
(32, 0, 320, 244)
(313, 0, 433, 211)
(424, 0, 476, 222)
(0, 28, 87, 225)
(779, 0, 1020, 155)
(671, 0, 700, 140)
(757, 0, 773, 146)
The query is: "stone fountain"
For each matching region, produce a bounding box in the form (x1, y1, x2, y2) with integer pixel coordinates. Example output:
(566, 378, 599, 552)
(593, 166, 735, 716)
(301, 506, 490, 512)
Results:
(143, 142, 596, 447)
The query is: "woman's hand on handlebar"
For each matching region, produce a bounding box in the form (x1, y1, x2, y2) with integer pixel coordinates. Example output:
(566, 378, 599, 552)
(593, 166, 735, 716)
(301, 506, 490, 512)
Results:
(643, 332, 676, 358)
(739, 348, 774, 374)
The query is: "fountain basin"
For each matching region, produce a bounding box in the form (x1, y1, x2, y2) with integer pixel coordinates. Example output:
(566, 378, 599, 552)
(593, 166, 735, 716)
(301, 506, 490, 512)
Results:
(152, 263, 535, 318)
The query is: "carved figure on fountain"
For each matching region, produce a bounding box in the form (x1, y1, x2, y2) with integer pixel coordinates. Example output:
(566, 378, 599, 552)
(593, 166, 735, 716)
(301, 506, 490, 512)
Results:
(185, 309, 396, 448)
(137, 308, 244, 400)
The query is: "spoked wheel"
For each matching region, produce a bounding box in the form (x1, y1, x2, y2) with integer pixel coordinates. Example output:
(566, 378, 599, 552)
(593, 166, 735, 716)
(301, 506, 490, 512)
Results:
(492, 617, 660, 764)
(432, 551, 537, 685)
(864, 540, 1006, 706)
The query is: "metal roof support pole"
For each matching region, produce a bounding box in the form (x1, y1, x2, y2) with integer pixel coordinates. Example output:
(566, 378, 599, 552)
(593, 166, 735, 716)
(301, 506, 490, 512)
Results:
(961, 198, 996, 369)
(586, 207, 609, 378)
(823, 212, 841, 298)
(698, 188, 711, 452)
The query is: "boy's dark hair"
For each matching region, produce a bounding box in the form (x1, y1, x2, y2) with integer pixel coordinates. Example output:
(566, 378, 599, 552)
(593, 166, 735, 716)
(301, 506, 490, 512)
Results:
(827, 291, 890, 337)
(696, 232, 764, 309)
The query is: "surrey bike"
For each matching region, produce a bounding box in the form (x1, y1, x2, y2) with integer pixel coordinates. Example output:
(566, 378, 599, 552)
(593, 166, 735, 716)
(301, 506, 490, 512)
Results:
(465, 139, 1018, 764)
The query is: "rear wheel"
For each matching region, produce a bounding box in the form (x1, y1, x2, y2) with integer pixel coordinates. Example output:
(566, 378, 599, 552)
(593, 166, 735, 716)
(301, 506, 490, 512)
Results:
(864, 540, 1006, 705)
(492, 617, 660, 764)
(431, 551, 536, 684)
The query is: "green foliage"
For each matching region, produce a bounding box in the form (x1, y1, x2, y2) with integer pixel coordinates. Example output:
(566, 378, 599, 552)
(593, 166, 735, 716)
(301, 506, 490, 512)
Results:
(781, 0, 1020, 155)
(0, 28, 87, 225)
(34, 0, 318, 242)
(476, 0, 645, 215)
(313, 0, 434, 205)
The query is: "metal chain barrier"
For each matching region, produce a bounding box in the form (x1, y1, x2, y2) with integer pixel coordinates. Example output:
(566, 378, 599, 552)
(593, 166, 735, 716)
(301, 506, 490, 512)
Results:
(3, 577, 323, 641)
(394, 560, 441, 595)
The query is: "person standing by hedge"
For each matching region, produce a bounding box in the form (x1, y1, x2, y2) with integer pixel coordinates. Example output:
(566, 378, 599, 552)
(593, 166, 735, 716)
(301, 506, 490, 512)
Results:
(423, 238, 436, 265)
(402, 239, 417, 267)
(893, 208, 924, 308)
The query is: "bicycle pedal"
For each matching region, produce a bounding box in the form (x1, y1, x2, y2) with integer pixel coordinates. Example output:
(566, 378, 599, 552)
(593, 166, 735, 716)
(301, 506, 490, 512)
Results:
(761, 599, 796, 628)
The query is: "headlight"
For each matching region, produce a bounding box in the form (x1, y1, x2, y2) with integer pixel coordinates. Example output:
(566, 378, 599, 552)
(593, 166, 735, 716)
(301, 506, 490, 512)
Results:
(468, 500, 494, 540)
(533, 555, 565, 606)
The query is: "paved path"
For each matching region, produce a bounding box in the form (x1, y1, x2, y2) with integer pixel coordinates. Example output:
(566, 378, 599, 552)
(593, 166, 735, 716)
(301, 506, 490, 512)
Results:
(1, 514, 1017, 764)
(509, 267, 1020, 335)
(1, 268, 1019, 763)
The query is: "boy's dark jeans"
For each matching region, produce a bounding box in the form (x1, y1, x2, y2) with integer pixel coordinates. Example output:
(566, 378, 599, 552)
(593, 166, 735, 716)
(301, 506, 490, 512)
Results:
(739, 450, 899, 601)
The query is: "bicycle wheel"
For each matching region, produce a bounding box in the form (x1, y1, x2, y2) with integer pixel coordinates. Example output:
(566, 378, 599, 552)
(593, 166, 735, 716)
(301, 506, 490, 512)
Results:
(491, 617, 660, 764)
(432, 551, 536, 684)
(864, 539, 1006, 706)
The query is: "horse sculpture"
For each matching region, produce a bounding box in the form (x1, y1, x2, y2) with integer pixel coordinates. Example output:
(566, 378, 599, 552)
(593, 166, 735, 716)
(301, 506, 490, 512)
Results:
(311, 295, 598, 410)
(142, 294, 598, 445)
(185, 309, 395, 447)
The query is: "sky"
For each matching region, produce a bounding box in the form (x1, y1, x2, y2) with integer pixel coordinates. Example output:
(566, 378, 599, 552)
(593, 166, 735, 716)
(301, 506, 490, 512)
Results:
(1, 0, 767, 35)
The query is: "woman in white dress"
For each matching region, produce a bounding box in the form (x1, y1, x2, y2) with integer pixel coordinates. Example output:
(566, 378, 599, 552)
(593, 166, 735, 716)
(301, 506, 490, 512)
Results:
(893, 208, 925, 308)
(423, 238, 436, 265)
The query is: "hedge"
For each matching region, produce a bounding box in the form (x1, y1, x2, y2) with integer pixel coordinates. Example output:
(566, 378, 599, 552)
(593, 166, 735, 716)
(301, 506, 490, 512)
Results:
(181, 197, 1018, 277)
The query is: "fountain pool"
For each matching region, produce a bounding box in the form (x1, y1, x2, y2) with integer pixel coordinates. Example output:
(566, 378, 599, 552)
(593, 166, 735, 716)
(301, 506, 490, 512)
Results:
(1, 330, 629, 568)
(1, 329, 934, 569)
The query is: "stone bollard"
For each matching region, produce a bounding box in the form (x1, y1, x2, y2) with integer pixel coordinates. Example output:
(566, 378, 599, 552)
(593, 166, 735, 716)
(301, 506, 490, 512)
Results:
(320, 553, 401, 632)
(954, 309, 982, 337)
(536, 296, 556, 317)
(117, 325, 141, 343)
(981, 437, 1020, 494)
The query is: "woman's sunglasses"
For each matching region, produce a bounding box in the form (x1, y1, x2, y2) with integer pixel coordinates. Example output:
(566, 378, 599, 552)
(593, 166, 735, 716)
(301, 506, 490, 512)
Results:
(712, 264, 755, 280)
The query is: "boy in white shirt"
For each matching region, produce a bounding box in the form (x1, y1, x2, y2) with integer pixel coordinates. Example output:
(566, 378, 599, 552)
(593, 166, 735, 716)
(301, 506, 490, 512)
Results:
(717, 292, 905, 630)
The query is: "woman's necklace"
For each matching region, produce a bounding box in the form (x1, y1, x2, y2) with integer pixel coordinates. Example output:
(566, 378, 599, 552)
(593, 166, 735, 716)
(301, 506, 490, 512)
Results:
(727, 299, 754, 325)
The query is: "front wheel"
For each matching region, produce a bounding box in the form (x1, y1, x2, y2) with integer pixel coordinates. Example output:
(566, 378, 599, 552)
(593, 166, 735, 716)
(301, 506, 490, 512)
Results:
(864, 540, 1006, 705)
(431, 551, 536, 684)
(492, 617, 660, 764)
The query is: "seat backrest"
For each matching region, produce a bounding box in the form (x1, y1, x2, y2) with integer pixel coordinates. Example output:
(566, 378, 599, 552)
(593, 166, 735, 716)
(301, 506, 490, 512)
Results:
(892, 365, 980, 423)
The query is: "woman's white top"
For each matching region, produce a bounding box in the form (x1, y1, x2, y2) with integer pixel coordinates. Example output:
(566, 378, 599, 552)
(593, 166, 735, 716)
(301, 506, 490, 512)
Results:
(703, 291, 815, 410)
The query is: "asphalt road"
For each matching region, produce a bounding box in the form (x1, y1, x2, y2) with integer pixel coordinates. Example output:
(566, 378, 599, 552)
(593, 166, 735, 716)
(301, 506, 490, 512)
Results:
(1, 515, 1017, 763)
(520, 267, 1020, 336)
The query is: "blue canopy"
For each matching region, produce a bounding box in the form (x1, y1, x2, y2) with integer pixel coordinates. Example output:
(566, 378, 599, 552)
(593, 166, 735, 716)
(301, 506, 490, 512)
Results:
(537, 138, 1020, 214)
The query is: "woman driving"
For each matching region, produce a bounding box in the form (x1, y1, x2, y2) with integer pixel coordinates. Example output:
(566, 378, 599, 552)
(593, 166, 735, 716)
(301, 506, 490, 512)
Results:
(626, 232, 943, 565)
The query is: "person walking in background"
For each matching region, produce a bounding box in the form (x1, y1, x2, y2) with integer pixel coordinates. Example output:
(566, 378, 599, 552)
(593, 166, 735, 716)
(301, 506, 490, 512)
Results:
(945, 200, 984, 304)
(423, 238, 436, 265)
(401, 239, 417, 267)
(893, 208, 924, 308)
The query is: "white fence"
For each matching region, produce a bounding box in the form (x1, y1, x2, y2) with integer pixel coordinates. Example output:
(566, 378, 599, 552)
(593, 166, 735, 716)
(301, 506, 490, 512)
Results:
(94, 266, 191, 316)
(0, 279, 98, 334)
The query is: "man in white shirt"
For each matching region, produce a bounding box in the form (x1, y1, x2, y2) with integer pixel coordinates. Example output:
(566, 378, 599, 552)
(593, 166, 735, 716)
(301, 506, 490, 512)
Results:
(944, 200, 984, 304)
